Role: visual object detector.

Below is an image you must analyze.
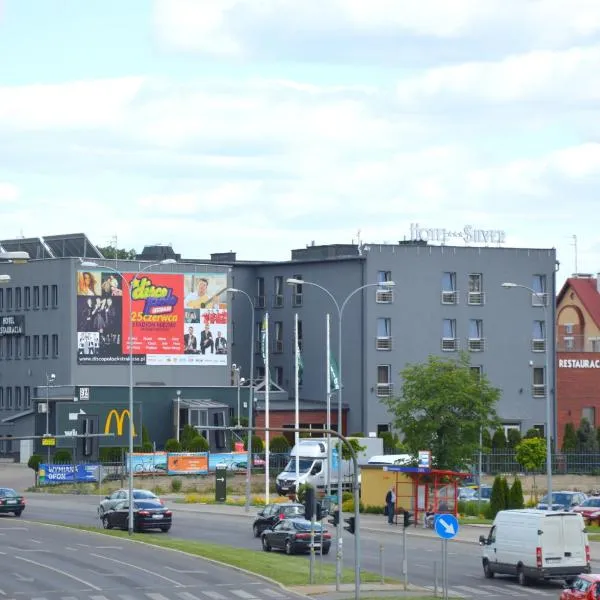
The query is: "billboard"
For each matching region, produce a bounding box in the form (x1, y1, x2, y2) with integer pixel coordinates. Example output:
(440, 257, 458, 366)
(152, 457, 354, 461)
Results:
(38, 464, 101, 485)
(76, 270, 228, 365)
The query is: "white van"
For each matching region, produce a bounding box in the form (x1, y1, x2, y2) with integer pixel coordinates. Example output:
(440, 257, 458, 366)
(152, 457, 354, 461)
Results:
(479, 509, 591, 585)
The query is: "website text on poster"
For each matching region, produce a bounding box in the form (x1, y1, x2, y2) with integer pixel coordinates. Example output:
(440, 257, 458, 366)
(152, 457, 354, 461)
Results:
(76, 270, 228, 365)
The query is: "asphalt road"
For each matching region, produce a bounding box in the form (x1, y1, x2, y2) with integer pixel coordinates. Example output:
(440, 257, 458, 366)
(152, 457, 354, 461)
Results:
(17, 494, 580, 599)
(0, 517, 306, 600)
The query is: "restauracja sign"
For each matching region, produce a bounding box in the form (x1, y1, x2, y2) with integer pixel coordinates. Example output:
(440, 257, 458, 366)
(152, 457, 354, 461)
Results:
(559, 359, 600, 369)
(409, 223, 506, 245)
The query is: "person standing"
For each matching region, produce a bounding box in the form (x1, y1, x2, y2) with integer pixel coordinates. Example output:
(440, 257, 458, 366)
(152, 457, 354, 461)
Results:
(385, 487, 396, 525)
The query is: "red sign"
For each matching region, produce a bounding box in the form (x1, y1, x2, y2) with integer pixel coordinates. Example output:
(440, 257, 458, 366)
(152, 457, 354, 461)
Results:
(122, 273, 185, 355)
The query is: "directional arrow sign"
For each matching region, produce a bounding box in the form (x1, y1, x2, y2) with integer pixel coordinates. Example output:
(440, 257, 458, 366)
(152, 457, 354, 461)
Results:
(69, 409, 87, 421)
(434, 514, 459, 540)
(216, 477, 225, 482)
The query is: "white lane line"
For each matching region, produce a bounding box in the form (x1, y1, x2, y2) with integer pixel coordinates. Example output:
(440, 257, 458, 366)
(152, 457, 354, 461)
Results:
(454, 585, 493, 595)
(230, 591, 258, 599)
(29, 539, 42, 544)
(95, 546, 123, 550)
(177, 593, 203, 600)
(164, 566, 207, 574)
(89, 553, 184, 588)
(13, 574, 34, 583)
(145, 594, 171, 600)
(0, 590, 5, 596)
(261, 589, 287, 598)
(90, 596, 111, 600)
(65, 547, 78, 551)
(14, 555, 102, 591)
(202, 591, 227, 600)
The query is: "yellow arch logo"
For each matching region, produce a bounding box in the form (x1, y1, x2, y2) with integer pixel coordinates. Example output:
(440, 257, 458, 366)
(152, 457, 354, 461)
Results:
(104, 409, 136, 437)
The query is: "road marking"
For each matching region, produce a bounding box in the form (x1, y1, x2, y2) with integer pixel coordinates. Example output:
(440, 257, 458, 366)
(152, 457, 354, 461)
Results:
(13, 574, 34, 583)
(0, 527, 28, 531)
(230, 591, 258, 599)
(454, 585, 494, 595)
(75, 543, 91, 547)
(65, 547, 78, 551)
(177, 593, 203, 600)
(90, 596, 111, 600)
(0, 590, 5, 596)
(29, 539, 42, 544)
(145, 594, 170, 600)
(95, 546, 123, 550)
(261, 589, 287, 598)
(90, 553, 184, 588)
(164, 566, 207, 574)
(14, 555, 102, 591)
(201, 591, 227, 600)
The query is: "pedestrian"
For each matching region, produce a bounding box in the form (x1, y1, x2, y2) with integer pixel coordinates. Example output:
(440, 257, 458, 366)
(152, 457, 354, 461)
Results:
(385, 487, 396, 525)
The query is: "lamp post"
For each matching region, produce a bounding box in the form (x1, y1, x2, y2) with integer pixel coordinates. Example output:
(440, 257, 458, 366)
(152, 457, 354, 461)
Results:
(81, 258, 176, 535)
(502, 281, 553, 502)
(176, 389, 182, 443)
(45, 373, 56, 463)
(286, 277, 396, 590)
(225, 288, 255, 512)
(0, 274, 11, 284)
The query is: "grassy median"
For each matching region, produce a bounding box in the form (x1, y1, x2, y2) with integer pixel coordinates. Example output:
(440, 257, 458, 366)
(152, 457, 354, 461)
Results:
(48, 523, 399, 587)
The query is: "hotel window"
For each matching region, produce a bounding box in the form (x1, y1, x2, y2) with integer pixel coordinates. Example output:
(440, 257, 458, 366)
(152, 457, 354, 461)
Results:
(582, 407, 596, 427)
(468, 273, 485, 305)
(292, 274, 303, 307)
(33, 286, 40, 309)
(51, 284, 58, 308)
(297, 319, 303, 351)
(255, 277, 265, 309)
(376, 317, 392, 350)
(6, 288, 12, 310)
(24, 387, 31, 408)
(441, 272, 458, 304)
(0, 388, 3, 409)
(532, 367, 546, 398)
(5, 337, 12, 360)
(24, 336, 31, 359)
(468, 319, 484, 351)
(52, 334, 59, 358)
(15, 337, 22, 359)
(532, 320, 546, 352)
(0, 289, 3, 310)
(42, 285, 49, 309)
(273, 276, 284, 308)
(470, 365, 482, 380)
(256, 366, 266, 381)
(33, 335, 40, 358)
(532, 274, 547, 306)
(274, 366, 284, 387)
(6, 387, 12, 409)
(15, 387, 21, 409)
(42, 335, 49, 358)
(376, 271, 393, 303)
(442, 318, 457, 351)
(15, 287, 22, 310)
(376, 365, 392, 397)
(273, 321, 283, 353)
(254, 321, 262, 354)
(0, 338, 4, 359)
(24, 287, 30, 310)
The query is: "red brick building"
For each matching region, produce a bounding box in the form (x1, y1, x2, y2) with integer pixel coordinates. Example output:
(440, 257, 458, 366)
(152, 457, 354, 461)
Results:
(556, 275, 600, 448)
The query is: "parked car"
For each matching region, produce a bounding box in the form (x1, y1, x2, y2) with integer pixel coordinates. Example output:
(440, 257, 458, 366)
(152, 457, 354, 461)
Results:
(100, 499, 172, 532)
(458, 487, 477, 501)
(573, 498, 600, 524)
(261, 518, 331, 555)
(98, 489, 161, 516)
(560, 573, 600, 599)
(537, 491, 588, 512)
(253, 502, 305, 537)
(0, 487, 25, 517)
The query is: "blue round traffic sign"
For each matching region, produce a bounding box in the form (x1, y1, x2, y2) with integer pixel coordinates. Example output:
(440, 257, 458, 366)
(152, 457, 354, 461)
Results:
(434, 514, 459, 540)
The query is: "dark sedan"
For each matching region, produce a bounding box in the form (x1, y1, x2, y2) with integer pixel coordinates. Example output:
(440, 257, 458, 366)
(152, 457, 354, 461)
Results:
(261, 518, 331, 555)
(0, 488, 25, 517)
(101, 499, 172, 532)
(253, 502, 305, 537)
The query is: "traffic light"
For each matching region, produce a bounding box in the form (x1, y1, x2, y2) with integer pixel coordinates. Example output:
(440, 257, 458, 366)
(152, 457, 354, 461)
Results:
(329, 509, 339, 527)
(315, 501, 323, 522)
(344, 516, 355, 535)
(403, 510, 412, 528)
(304, 486, 315, 521)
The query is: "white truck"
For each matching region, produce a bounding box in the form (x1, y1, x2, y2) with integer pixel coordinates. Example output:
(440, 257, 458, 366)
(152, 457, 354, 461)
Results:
(275, 437, 382, 496)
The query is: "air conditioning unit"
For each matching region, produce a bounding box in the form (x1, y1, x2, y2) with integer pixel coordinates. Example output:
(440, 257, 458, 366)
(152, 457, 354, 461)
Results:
(38, 403, 48, 413)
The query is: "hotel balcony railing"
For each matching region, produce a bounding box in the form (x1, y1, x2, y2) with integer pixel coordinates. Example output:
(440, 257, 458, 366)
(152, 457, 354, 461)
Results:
(556, 335, 600, 353)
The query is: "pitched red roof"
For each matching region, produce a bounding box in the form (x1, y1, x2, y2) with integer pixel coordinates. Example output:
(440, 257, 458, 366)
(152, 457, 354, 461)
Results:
(557, 277, 600, 328)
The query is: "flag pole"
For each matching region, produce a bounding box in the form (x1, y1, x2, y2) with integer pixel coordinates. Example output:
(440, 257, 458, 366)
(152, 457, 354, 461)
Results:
(294, 313, 300, 485)
(326, 313, 332, 497)
(264, 313, 270, 504)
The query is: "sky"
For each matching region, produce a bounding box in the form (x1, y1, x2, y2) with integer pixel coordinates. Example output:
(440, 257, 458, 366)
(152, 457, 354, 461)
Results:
(0, 0, 599, 284)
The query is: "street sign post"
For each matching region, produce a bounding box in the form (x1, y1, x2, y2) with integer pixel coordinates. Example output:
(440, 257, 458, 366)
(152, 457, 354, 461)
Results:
(215, 466, 227, 503)
(435, 514, 458, 600)
(41, 437, 55, 446)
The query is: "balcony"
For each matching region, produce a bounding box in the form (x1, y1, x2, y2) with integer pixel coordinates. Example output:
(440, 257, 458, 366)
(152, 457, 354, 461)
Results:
(376, 383, 393, 397)
(441, 290, 459, 305)
(531, 338, 546, 352)
(556, 335, 600, 353)
(376, 289, 393, 303)
(532, 384, 546, 398)
(441, 337, 458, 352)
(531, 292, 548, 307)
(376, 336, 392, 351)
(468, 338, 485, 352)
(468, 291, 486, 306)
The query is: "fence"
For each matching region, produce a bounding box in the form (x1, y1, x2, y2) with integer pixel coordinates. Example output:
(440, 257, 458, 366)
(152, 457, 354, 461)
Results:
(475, 450, 600, 476)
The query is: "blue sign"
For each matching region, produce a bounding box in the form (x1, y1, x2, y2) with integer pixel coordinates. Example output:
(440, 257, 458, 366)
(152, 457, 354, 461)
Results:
(126, 452, 168, 474)
(383, 466, 431, 473)
(209, 452, 247, 472)
(38, 463, 100, 485)
(434, 514, 459, 540)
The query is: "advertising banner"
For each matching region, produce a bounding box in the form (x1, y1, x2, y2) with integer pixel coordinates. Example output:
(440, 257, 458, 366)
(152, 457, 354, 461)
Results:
(209, 452, 248, 472)
(38, 464, 101, 485)
(126, 452, 168, 474)
(76, 270, 228, 366)
(167, 453, 209, 475)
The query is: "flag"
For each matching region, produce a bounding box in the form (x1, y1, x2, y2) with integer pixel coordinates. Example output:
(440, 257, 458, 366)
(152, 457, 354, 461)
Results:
(260, 314, 267, 362)
(297, 348, 304, 386)
(329, 352, 340, 392)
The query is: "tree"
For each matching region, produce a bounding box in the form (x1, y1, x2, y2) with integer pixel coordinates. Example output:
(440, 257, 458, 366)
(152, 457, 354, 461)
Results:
(270, 435, 291, 453)
(489, 475, 505, 519)
(492, 428, 507, 450)
(509, 477, 524, 509)
(28, 454, 42, 485)
(164, 438, 182, 452)
(180, 425, 198, 451)
(383, 353, 500, 470)
(482, 429, 492, 449)
(187, 436, 209, 452)
(515, 437, 547, 499)
(96, 245, 136, 260)
(245, 435, 264, 452)
(507, 429, 521, 449)
(501, 477, 510, 510)
(576, 418, 599, 452)
(524, 428, 541, 439)
(339, 438, 366, 461)
(562, 423, 578, 452)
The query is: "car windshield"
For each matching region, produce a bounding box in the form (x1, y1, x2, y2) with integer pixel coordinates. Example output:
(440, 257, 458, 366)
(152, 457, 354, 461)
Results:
(0, 488, 17, 497)
(540, 493, 573, 505)
(293, 521, 324, 531)
(479, 487, 492, 499)
(283, 505, 304, 516)
(133, 490, 157, 499)
(282, 459, 314, 474)
(582, 498, 600, 507)
(135, 500, 162, 509)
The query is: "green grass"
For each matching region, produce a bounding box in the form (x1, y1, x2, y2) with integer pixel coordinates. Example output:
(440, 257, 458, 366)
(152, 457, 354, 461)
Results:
(45, 522, 399, 587)
(458, 516, 492, 525)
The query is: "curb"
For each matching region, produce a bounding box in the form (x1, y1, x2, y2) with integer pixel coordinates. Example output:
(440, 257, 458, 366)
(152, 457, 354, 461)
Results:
(20, 519, 311, 600)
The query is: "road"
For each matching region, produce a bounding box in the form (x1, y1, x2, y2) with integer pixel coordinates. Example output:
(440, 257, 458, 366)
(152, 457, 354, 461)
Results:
(16, 494, 578, 599)
(0, 518, 306, 600)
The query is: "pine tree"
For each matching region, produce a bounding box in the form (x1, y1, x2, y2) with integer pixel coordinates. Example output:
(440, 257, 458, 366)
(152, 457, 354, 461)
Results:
(507, 429, 522, 449)
(562, 423, 577, 452)
(508, 477, 524, 509)
(577, 418, 599, 452)
(489, 475, 505, 519)
(492, 428, 507, 449)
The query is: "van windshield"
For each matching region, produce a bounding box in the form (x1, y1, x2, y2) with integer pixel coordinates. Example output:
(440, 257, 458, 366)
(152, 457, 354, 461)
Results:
(283, 459, 314, 474)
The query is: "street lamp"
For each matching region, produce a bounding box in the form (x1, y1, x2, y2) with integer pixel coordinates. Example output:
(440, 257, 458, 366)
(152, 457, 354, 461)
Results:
(45, 373, 56, 464)
(0, 251, 30, 262)
(225, 288, 255, 513)
(81, 258, 176, 535)
(176, 389, 182, 443)
(0, 274, 10, 284)
(502, 281, 553, 503)
(286, 277, 396, 591)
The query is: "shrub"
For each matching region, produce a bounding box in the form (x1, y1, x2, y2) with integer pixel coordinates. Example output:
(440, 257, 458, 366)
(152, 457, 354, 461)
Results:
(492, 428, 506, 449)
(489, 475, 505, 520)
(171, 478, 183, 493)
(342, 491, 353, 503)
(507, 429, 521, 448)
(28, 454, 42, 472)
(99, 447, 124, 463)
(364, 505, 385, 514)
(562, 423, 577, 452)
(509, 477, 524, 509)
(245, 435, 264, 452)
(53, 449, 72, 464)
(187, 436, 209, 452)
(164, 438, 182, 452)
(379, 431, 395, 452)
(501, 477, 510, 510)
(342, 498, 365, 513)
(270, 435, 291, 453)
(296, 483, 313, 503)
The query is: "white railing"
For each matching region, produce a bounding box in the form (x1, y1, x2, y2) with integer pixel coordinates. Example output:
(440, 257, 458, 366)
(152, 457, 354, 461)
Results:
(376, 289, 393, 303)
(532, 384, 546, 398)
(468, 291, 486, 306)
(441, 338, 458, 351)
(376, 383, 393, 397)
(531, 338, 546, 352)
(441, 291, 459, 304)
(468, 338, 485, 352)
(376, 337, 392, 351)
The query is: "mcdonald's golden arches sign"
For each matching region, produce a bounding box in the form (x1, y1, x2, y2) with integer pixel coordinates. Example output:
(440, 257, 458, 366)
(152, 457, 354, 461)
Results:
(104, 409, 136, 437)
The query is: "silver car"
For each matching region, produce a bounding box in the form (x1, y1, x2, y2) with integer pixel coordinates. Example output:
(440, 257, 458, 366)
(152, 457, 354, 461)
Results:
(98, 489, 161, 516)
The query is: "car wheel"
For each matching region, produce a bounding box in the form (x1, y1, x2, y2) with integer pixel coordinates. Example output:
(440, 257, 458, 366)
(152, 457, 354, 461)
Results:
(483, 560, 494, 579)
(102, 517, 112, 530)
(517, 567, 528, 586)
(160, 526, 171, 533)
(262, 537, 271, 552)
(285, 540, 294, 555)
(13, 510, 22, 517)
(322, 547, 330, 555)
(253, 524, 261, 538)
